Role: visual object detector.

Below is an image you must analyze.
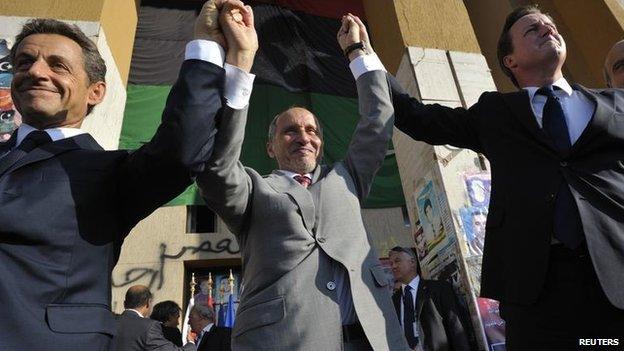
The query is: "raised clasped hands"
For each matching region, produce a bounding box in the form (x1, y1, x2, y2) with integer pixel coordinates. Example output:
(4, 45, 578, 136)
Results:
(337, 13, 374, 62)
(195, 0, 258, 72)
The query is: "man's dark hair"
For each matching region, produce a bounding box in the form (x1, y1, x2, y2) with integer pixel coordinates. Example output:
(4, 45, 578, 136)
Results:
(497, 5, 553, 87)
(390, 246, 421, 275)
(123, 285, 153, 309)
(150, 300, 181, 323)
(10, 18, 106, 84)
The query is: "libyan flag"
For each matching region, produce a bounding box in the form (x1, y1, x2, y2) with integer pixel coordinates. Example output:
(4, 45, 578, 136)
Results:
(121, 0, 405, 208)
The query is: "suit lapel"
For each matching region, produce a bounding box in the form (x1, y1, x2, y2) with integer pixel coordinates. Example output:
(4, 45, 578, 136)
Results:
(501, 90, 555, 151)
(1, 134, 98, 178)
(569, 84, 612, 154)
(198, 327, 214, 350)
(391, 290, 401, 320)
(266, 171, 316, 233)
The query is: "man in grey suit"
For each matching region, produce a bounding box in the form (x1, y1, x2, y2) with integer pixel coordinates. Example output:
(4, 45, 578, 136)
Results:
(195, 5, 407, 349)
(113, 285, 196, 351)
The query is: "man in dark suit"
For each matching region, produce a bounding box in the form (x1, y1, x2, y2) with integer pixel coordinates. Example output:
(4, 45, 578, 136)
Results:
(0, 5, 240, 349)
(352, 5, 624, 349)
(388, 247, 469, 351)
(114, 286, 195, 351)
(188, 303, 231, 351)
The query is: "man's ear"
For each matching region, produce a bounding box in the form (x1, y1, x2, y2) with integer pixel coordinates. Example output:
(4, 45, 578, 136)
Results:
(503, 54, 517, 71)
(266, 141, 275, 159)
(87, 81, 107, 107)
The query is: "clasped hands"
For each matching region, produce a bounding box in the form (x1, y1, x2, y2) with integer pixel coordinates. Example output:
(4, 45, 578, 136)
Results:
(194, 0, 375, 71)
(195, 0, 258, 72)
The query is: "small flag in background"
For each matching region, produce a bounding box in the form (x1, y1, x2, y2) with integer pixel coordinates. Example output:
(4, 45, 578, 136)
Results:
(224, 293, 235, 328)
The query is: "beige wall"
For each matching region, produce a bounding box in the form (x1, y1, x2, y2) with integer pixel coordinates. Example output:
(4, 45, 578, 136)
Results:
(364, 0, 481, 74)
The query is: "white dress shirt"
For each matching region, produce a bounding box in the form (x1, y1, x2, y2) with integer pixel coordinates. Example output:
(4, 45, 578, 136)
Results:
(185, 40, 255, 109)
(523, 77, 595, 144)
(399, 275, 420, 337)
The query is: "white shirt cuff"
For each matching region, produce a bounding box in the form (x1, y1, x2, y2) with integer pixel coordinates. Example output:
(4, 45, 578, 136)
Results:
(224, 63, 255, 109)
(185, 39, 225, 67)
(349, 54, 386, 80)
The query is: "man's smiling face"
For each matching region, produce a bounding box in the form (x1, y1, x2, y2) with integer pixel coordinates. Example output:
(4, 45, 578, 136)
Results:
(267, 107, 322, 174)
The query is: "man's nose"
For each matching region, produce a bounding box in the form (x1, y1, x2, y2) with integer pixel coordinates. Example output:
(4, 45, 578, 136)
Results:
(26, 59, 50, 79)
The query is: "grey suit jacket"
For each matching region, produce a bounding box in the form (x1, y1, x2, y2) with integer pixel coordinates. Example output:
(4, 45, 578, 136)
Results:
(196, 70, 407, 350)
(113, 310, 196, 351)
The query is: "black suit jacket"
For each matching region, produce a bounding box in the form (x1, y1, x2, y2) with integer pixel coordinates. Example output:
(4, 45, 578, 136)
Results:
(391, 78, 624, 309)
(0, 60, 224, 351)
(113, 310, 195, 351)
(392, 279, 469, 351)
(197, 325, 231, 351)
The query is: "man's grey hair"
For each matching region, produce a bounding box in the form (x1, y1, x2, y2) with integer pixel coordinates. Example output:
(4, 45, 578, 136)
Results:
(191, 303, 215, 322)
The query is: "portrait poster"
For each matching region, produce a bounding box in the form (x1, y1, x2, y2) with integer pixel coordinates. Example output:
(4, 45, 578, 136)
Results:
(0, 39, 20, 142)
(477, 298, 506, 351)
(415, 180, 447, 254)
(194, 272, 241, 324)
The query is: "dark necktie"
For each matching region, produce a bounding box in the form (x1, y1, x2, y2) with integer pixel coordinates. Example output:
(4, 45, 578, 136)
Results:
(293, 174, 311, 188)
(402, 285, 418, 348)
(0, 130, 52, 176)
(536, 87, 584, 249)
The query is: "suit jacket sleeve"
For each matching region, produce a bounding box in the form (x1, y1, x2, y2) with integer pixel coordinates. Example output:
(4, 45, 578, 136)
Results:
(118, 60, 224, 231)
(145, 321, 197, 351)
(389, 74, 486, 154)
(195, 105, 252, 235)
(343, 70, 395, 202)
(437, 283, 470, 351)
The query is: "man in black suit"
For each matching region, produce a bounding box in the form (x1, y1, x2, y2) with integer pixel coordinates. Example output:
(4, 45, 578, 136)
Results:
(388, 247, 469, 351)
(188, 303, 231, 351)
(0, 1, 251, 348)
(114, 286, 195, 351)
(352, 5, 624, 349)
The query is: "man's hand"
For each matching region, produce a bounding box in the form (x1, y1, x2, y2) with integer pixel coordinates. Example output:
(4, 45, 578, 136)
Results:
(337, 14, 374, 62)
(219, 0, 258, 72)
(194, 0, 227, 48)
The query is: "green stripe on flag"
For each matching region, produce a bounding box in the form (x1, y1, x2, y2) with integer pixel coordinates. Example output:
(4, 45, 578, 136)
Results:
(121, 83, 405, 208)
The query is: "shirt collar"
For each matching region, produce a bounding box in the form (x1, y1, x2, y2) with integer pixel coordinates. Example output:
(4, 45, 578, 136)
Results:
(523, 77, 573, 102)
(401, 275, 420, 292)
(199, 323, 214, 341)
(277, 169, 312, 180)
(16, 123, 85, 146)
(125, 309, 144, 318)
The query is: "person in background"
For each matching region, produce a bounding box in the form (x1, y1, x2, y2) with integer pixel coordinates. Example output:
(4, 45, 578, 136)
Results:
(151, 300, 184, 346)
(388, 247, 470, 351)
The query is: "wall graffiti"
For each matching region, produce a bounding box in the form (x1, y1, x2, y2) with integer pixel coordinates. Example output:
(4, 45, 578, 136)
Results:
(112, 238, 239, 291)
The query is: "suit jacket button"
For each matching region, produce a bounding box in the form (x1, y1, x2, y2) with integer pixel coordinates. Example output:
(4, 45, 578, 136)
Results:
(326, 281, 336, 291)
(546, 193, 555, 202)
(318, 237, 326, 243)
(560, 161, 568, 167)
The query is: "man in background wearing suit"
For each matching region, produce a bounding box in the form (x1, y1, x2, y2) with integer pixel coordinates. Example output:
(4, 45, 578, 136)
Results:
(194, 2, 407, 349)
(604, 39, 624, 88)
(0, 4, 236, 349)
(114, 286, 195, 351)
(361, 5, 624, 349)
(388, 247, 469, 351)
(188, 303, 231, 351)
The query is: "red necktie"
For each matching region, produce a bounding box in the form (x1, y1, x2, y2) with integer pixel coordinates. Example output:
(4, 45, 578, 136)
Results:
(293, 174, 311, 188)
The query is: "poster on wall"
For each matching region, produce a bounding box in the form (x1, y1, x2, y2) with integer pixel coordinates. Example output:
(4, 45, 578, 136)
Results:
(0, 39, 21, 142)
(477, 298, 506, 351)
(458, 172, 491, 257)
(413, 174, 459, 282)
(194, 272, 241, 325)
